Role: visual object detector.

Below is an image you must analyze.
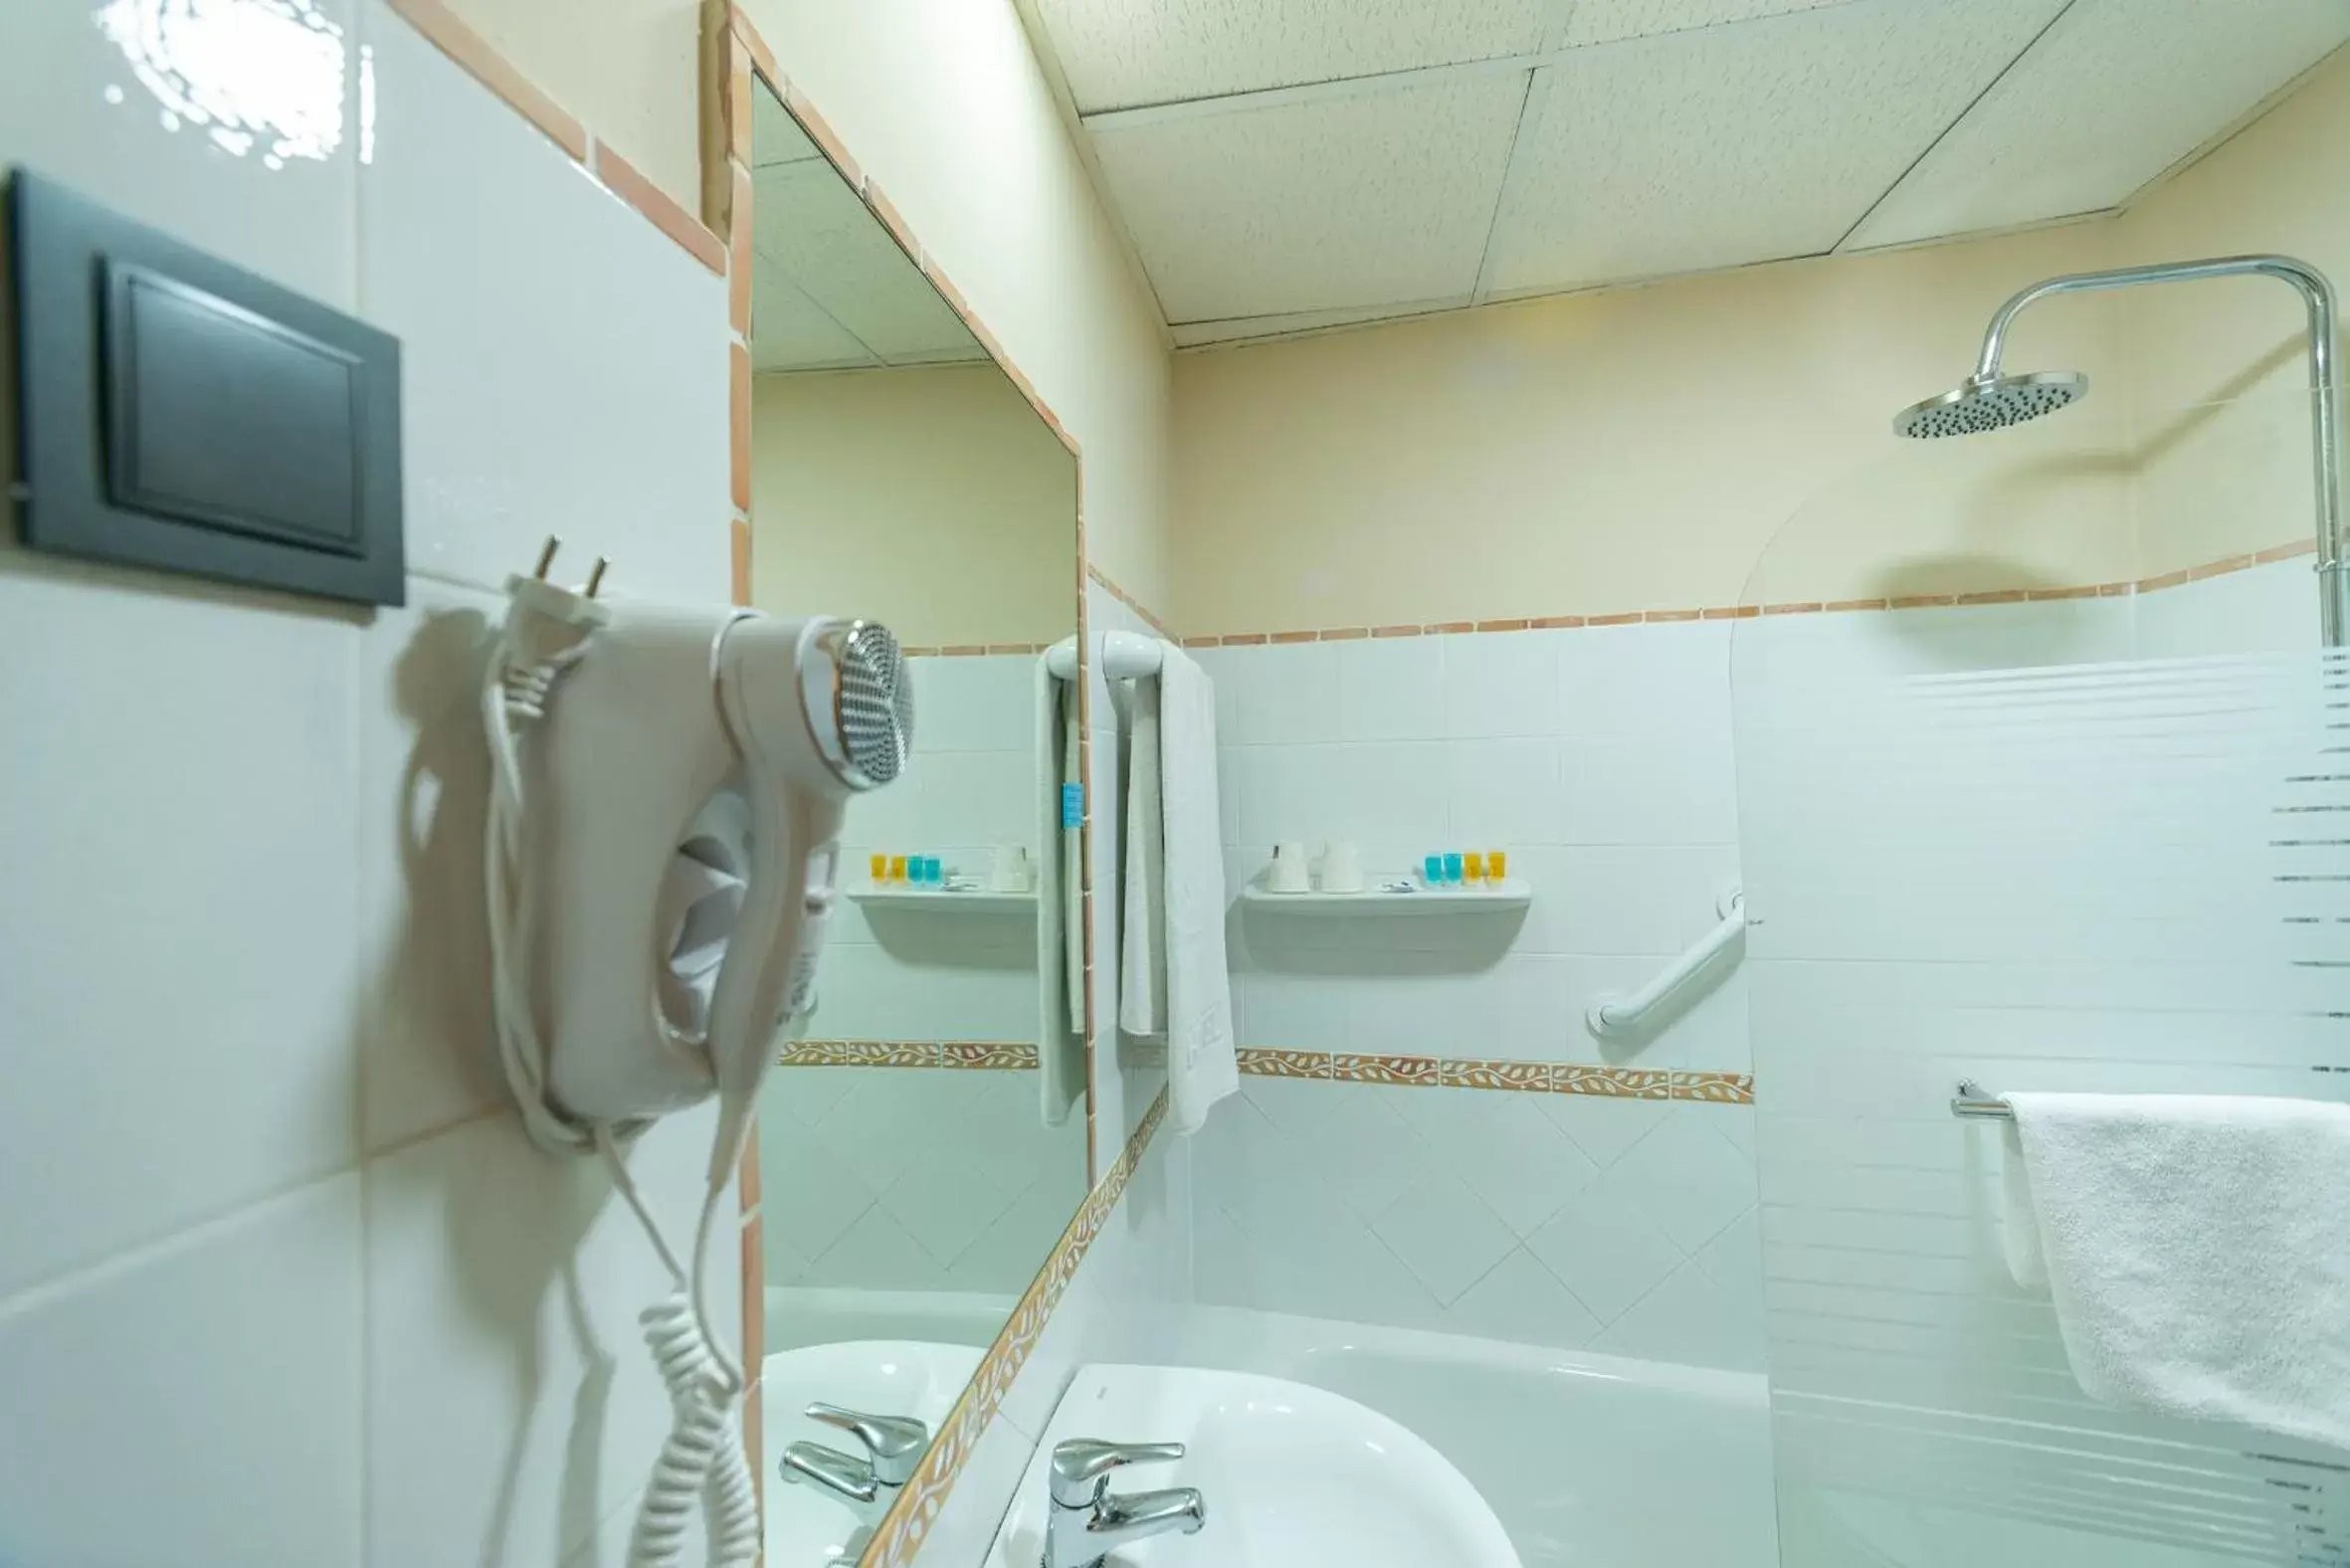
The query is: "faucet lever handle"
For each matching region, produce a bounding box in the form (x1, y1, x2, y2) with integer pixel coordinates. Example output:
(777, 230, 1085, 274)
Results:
(1049, 1438, 1187, 1507)
(805, 1403, 930, 1485)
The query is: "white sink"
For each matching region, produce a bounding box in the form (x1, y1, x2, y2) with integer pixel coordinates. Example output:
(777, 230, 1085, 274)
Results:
(985, 1364, 1523, 1568)
(762, 1338, 982, 1567)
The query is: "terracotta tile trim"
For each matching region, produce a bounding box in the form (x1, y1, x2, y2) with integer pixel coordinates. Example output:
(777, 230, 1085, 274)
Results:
(1238, 1049, 1750, 1103)
(386, 0, 589, 162)
(899, 643, 1049, 658)
(778, 1039, 1041, 1070)
(864, 1090, 1169, 1568)
(590, 138, 727, 275)
(1176, 538, 2313, 646)
(1085, 565, 1178, 642)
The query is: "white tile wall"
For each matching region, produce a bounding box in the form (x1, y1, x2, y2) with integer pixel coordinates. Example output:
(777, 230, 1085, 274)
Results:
(759, 1068, 1087, 1296)
(828, 651, 1044, 1042)
(1193, 1076, 1763, 1368)
(0, 3, 742, 1560)
(1193, 619, 1764, 1371)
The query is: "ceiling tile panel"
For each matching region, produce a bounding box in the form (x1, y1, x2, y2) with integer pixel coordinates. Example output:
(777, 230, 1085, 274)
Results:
(1843, 0, 2350, 252)
(1483, 0, 2064, 297)
(751, 163, 983, 364)
(1093, 75, 1529, 321)
(1034, 0, 1551, 112)
(1560, 0, 1857, 48)
(1169, 295, 1473, 347)
(752, 103, 823, 170)
(749, 262, 879, 373)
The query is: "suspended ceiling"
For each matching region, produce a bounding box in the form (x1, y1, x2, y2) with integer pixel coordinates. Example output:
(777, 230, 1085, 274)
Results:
(747, 93, 990, 373)
(1019, 0, 2350, 346)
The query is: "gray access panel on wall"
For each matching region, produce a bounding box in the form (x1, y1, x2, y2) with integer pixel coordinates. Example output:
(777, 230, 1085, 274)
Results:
(6, 168, 404, 606)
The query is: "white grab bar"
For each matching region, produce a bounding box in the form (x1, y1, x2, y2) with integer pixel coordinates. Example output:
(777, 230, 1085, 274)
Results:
(1587, 888, 1745, 1038)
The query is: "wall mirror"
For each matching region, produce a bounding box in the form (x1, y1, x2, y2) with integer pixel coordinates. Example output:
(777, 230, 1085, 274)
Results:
(741, 71, 1087, 1568)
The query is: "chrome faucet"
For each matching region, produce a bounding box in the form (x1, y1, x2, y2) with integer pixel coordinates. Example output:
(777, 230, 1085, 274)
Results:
(1042, 1438, 1206, 1568)
(778, 1402, 929, 1513)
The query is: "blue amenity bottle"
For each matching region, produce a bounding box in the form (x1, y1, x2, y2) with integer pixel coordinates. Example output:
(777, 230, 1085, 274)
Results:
(1443, 852, 1465, 884)
(1423, 854, 1444, 886)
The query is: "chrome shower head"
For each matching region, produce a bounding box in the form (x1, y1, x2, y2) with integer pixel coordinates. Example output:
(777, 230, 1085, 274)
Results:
(1893, 370, 2087, 439)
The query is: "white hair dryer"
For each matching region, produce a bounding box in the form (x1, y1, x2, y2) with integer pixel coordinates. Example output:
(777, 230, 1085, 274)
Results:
(479, 541, 911, 1568)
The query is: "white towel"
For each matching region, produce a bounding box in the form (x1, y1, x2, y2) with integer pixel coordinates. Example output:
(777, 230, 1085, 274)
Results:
(2001, 1091, 2350, 1450)
(1119, 676, 1167, 1038)
(1156, 647, 1236, 1134)
(1034, 656, 1082, 1127)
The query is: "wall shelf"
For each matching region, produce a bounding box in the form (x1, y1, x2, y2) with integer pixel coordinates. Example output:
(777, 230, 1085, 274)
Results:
(1239, 879, 1532, 916)
(847, 882, 1038, 914)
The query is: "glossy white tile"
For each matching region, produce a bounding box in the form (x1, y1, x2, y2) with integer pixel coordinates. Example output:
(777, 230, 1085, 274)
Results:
(0, 556, 361, 1297)
(1525, 1179, 1686, 1323)
(0, 0, 359, 307)
(1595, 1256, 1764, 1371)
(0, 1176, 362, 1568)
(1369, 1172, 1521, 1305)
(1441, 628, 1561, 739)
(358, 1, 728, 605)
(354, 577, 508, 1153)
(1335, 634, 1445, 741)
(362, 1104, 735, 1568)
(1612, 1106, 1757, 1253)
(1444, 1248, 1604, 1351)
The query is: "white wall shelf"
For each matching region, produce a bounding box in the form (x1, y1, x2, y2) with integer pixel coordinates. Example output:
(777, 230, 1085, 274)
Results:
(847, 883, 1039, 914)
(1239, 879, 1532, 916)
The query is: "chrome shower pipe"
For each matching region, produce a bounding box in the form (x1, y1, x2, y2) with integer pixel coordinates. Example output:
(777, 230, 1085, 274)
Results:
(1972, 255, 2347, 646)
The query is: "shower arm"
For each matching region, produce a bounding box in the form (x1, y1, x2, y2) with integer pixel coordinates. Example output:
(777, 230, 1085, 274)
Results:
(1972, 254, 2347, 646)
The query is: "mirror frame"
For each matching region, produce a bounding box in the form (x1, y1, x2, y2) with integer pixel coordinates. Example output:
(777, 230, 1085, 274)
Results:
(695, 7, 1148, 1561)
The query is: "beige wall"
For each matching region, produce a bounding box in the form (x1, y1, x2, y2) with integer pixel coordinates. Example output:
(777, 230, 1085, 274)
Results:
(444, 0, 703, 206)
(750, 364, 1077, 647)
(2114, 47, 2350, 583)
(1169, 51, 2350, 635)
(443, 0, 1179, 618)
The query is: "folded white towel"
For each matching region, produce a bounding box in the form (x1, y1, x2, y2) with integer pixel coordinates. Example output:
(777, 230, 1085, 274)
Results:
(1156, 647, 1236, 1134)
(1034, 655, 1082, 1127)
(1119, 676, 1167, 1038)
(2002, 1091, 2350, 1450)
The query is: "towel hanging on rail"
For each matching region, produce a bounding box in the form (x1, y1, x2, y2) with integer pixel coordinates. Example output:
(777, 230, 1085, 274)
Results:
(1995, 1089, 2350, 1450)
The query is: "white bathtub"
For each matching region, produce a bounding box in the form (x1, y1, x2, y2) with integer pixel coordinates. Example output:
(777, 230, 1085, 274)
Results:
(1161, 1307, 1781, 1568)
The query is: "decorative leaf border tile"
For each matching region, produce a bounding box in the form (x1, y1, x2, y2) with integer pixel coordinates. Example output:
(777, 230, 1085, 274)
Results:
(778, 1039, 1041, 1070)
(861, 1088, 1169, 1568)
(1238, 1049, 1750, 1104)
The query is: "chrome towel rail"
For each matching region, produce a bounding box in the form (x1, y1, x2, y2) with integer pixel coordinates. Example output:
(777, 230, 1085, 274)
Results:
(1952, 1079, 2014, 1120)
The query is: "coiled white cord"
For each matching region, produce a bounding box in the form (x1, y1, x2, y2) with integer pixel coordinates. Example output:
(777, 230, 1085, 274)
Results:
(482, 597, 760, 1568)
(604, 1135, 760, 1568)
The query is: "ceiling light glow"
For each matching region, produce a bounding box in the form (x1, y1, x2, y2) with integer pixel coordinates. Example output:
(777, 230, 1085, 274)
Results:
(95, 0, 346, 165)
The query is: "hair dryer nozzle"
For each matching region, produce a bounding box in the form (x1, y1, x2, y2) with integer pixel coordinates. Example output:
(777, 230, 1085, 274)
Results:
(806, 619, 913, 790)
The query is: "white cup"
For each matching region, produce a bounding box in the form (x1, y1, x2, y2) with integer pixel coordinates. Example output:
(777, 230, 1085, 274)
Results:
(1268, 842, 1311, 893)
(990, 844, 1034, 893)
(1318, 840, 1365, 894)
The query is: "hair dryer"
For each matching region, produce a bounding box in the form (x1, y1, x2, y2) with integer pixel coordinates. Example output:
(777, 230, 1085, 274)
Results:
(480, 548, 911, 1568)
